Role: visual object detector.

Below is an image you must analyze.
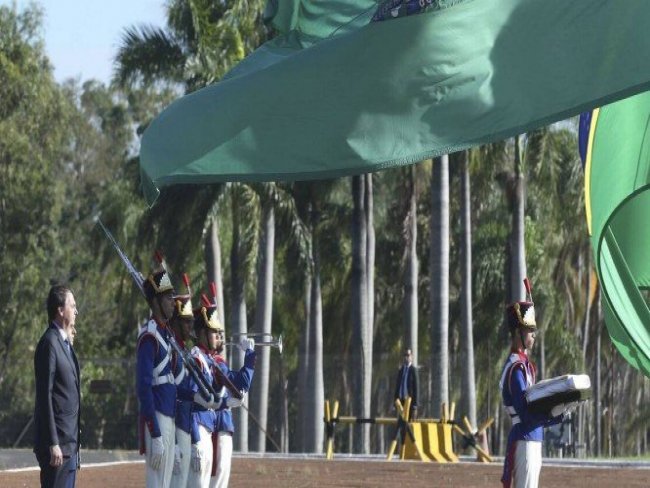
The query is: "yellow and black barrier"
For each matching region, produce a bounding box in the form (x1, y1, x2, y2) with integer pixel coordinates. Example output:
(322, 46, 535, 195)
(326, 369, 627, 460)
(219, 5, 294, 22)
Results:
(324, 399, 490, 462)
(453, 415, 494, 463)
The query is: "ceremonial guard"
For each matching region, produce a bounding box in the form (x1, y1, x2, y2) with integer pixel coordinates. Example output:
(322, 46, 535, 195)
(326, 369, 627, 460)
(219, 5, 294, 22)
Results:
(188, 288, 225, 487)
(136, 258, 177, 488)
(206, 284, 256, 488)
(499, 279, 564, 488)
(170, 274, 199, 488)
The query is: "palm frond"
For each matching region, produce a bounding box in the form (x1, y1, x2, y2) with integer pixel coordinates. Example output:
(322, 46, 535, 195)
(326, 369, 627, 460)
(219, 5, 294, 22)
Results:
(113, 24, 186, 88)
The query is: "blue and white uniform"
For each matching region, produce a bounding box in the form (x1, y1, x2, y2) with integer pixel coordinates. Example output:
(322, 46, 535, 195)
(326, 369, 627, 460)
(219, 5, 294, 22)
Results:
(171, 334, 197, 488)
(500, 350, 561, 488)
(210, 349, 256, 488)
(136, 318, 177, 488)
(188, 344, 217, 488)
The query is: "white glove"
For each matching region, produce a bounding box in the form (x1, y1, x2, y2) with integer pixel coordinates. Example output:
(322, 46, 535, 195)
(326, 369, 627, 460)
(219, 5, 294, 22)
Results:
(194, 392, 215, 409)
(239, 337, 255, 351)
(191, 443, 202, 472)
(550, 401, 579, 418)
(565, 401, 579, 413)
(226, 391, 247, 408)
(150, 436, 164, 471)
(173, 444, 181, 474)
(562, 401, 579, 420)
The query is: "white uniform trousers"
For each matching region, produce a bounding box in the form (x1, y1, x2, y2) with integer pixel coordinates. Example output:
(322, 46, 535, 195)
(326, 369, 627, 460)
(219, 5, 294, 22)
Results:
(187, 424, 213, 488)
(512, 440, 542, 488)
(209, 432, 233, 488)
(171, 428, 191, 488)
(144, 411, 175, 488)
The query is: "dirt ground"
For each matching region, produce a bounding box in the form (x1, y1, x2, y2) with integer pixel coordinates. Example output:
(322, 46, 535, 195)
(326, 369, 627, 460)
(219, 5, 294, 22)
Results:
(1, 456, 649, 487)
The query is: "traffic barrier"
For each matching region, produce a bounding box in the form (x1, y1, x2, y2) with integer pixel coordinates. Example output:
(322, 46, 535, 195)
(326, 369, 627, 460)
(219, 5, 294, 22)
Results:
(323, 398, 470, 463)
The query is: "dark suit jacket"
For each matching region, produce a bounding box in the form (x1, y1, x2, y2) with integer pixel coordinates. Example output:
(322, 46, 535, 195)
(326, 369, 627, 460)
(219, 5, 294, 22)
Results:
(394, 364, 418, 407)
(33, 323, 81, 458)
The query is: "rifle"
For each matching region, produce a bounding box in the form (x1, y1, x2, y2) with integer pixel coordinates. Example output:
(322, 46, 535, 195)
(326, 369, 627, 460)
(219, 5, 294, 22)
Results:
(97, 218, 225, 402)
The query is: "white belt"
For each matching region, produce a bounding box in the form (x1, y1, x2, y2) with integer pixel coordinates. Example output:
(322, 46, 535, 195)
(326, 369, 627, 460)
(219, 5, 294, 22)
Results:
(506, 406, 521, 425)
(152, 372, 175, 386)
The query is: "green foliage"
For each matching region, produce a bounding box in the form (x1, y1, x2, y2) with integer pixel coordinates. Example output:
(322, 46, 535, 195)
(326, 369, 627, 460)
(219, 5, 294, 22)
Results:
(1, 1, 646, 456)
(0, 4, 77, 435)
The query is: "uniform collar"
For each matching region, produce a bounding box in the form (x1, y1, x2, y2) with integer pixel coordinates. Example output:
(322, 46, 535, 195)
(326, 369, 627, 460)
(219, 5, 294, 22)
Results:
(152, 316, 169, 333)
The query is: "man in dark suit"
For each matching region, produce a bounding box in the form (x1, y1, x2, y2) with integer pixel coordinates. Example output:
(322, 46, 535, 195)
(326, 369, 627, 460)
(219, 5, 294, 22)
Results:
(394, 348, 418, 420)
(34, 284, 80, 487)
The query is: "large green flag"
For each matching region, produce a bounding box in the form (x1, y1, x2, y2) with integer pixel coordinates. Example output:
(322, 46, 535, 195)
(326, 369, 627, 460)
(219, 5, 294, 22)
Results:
(140, 0, 650, 205)
(585, 92, 650, 377)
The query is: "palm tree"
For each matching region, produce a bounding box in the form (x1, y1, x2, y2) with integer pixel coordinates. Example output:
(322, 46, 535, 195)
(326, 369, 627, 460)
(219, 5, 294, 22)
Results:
(404, 165, 419, 365)
(290, 181, 335, 453)
(430, 155, 450, 412)
(508, 135, 527, 303)
(459, 150, 477, 427)
(114, 0, 268, 92)
(351, 174, 370, 452)
(204, 218, 226, 325)
(250, 196, 274, 453)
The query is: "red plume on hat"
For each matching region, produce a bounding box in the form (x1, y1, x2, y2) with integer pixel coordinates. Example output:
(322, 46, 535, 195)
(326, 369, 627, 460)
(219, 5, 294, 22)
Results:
(144, 250, 174, 298)
(172, 273, 193, 319)
(195, 282, 223, 332)
(506, 277, 537, 330)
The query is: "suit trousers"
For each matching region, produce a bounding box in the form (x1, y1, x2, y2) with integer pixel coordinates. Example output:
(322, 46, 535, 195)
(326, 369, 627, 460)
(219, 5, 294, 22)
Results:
(36, 448, 77, 488)
(144, 411, 175, 488)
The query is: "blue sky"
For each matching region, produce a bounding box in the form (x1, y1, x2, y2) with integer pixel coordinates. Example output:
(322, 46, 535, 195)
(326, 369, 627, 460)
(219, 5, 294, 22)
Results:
(9, 0, 167, 84)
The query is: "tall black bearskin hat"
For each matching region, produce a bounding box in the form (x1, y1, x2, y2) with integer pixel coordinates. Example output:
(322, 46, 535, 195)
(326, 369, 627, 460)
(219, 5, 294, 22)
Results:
(506, 278, 537, 331)
(193, 282, 223, 333)
(143, 251, 175, 301)
(172, 273, 194, 319)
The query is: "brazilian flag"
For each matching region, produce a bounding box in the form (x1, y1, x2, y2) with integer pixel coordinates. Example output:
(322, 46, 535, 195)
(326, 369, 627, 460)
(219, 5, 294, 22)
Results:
(583, 92, 650, 377)
(140, 0, 650, 204)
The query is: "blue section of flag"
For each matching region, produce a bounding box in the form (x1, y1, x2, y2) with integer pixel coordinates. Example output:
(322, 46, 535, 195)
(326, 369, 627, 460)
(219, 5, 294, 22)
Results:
(578, 111, 592, 167)
(372, 0, 436, 22)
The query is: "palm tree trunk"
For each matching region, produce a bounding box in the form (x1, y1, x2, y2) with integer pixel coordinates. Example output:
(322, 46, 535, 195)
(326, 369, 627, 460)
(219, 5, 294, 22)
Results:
(306, 235, 324, 453)
(459, 151, 477, 427)
(405, 165, 419, 365)
(430, 155, 450, 410)
(351, 175, 370, 453)
(365, 174, 375, 441)
(509, 135, 527, 302)
(279, 353, 290, 453)
(296, 271, 311, 452)
(582, 252, 592, 360)
(204, 219, 225, 325)
(251, 205, 275, 452)
(366, 174, 375, 330)
(230, 196, 248, 452)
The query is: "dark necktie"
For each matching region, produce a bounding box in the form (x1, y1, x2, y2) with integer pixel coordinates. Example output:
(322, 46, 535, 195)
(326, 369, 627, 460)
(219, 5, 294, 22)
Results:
(64, 339, 72, 356)
(400, 366, 409, 399)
